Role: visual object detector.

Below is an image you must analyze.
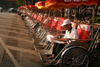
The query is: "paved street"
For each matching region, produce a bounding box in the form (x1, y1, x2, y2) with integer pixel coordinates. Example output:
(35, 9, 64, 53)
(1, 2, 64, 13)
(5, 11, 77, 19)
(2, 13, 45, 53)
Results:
(0, 12, 40, 67)
(0, 12, 100, 67)
(0, 12, 60, 67)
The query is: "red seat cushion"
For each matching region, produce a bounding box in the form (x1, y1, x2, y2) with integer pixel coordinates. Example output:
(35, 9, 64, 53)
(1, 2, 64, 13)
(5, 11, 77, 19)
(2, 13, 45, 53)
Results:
(51, 17, 65, 36)
(31, 13, 34, 18)
(34, 14, 38, 20)
(56, 17, 65, 30)
(39, 16, 43, 21)
(36, 15, 40, 21)
(77, 24, 90, 43)
(46, 17, 52, 27)
(51, 17, 59, 29)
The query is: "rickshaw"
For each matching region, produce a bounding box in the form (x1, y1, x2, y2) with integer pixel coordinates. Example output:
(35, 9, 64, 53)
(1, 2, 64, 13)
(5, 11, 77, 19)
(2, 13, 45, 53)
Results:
(18, 0, 100, 67)
(33, 0, 100, 67)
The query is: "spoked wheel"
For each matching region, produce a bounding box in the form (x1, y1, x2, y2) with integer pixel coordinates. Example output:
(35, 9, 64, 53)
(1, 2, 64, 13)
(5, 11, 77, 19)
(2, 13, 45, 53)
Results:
(62, 47, 89, 67)
(92, 33, 100, 57)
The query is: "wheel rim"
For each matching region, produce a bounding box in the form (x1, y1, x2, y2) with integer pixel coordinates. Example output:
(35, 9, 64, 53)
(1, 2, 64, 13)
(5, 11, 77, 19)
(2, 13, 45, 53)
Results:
(92, 33, 100, 57)
(62, 47, 89, 67)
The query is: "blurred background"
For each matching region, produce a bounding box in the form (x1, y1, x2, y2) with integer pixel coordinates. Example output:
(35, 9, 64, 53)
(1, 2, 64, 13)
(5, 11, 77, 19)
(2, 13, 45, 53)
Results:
(0, 0, 19, 11)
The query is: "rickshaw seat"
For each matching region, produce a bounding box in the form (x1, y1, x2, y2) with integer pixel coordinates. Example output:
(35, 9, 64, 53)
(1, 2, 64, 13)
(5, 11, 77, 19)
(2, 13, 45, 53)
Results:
(46, 17, 52, 27)
(36, 15, 40, 21)
(31, 13, 34, 18)
(34, 14, 38, 20)
(51, 17, 65, 36)
(77, 24, 90, 43)
(42, 17, 52, 29)
(56, 17, 65, 30)
(37, 14, 43, 21)
(51, 17, 59, 29)
(43, 17, 51, 24)
(39, 15, 43, 22)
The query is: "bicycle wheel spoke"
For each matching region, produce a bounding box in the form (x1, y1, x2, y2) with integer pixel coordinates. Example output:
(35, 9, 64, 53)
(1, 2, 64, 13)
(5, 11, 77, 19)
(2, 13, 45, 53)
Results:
(62, 47, 89, 67)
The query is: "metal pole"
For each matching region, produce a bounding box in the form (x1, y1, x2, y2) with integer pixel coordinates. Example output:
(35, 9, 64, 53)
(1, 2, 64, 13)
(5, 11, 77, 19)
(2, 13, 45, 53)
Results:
(69, 9, 71, 19)
(32, 0, 33, 5)
(25, 0, 26, 6)
(92, 6, 95, 39)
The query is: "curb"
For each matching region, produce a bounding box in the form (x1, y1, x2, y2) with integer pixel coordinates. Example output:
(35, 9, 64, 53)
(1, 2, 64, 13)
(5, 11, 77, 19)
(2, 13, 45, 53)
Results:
(0, 43, 4, 65)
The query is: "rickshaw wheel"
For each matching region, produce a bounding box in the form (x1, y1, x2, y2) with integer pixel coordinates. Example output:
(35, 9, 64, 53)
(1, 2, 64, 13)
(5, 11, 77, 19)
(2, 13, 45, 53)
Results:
(62, 47, 89, 67)
(92, 32, 100, 57)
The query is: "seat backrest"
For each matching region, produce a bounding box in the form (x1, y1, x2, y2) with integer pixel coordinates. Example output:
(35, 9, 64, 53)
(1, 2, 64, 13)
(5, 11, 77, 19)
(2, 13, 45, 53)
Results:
(36, 14, 41, 21)
(33, 14, 38, 20)
(31, 13, 34, 18)
(51, 17, 65, 36)
(51, 17, 59, 29)
(56, 17, 65, 30)
(46, 17, 52, 27)
(39, 15, 43, 22)
(77, 24, 90, 43)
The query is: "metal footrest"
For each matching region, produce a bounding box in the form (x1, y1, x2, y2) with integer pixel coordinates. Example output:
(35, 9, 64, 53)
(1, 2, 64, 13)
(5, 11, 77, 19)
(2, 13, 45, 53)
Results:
(37, 50, 52, 55)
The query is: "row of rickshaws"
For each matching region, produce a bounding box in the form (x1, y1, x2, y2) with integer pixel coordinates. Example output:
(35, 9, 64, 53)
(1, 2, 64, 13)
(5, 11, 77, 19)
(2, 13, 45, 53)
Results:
(18, 0, 100, 67)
